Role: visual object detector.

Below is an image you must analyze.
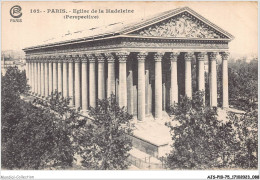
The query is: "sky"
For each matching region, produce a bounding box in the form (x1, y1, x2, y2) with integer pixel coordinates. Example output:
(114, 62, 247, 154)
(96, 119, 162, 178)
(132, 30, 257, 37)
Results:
(1, 1, 258, 58)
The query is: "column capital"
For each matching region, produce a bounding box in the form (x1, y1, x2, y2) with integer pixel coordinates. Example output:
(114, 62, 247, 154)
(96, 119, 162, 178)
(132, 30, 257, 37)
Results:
(220, 52, 230, 60)
(25, 56, 31, 61)
(43, 56, 48, 63)
(50, 56, 57, 62)
(65, 55, 74, 63)
(154, 52, 164, 62)
(86, 54, 96, 63)
(184, 52, 194, 61)
(36, 56, 42, 62)
(137, 52, 148, 63)
(208, 52, 218, 61)
(95, 53, 105, 63)
(72, 54, 81, 63)
(80, 54, 88, 63)
(169, 52, 180, 62)
(116, 52, 130, 63)
(195, 52, 206, 61)
(56, 56, 64, 63)
(104, 53, 115, 63)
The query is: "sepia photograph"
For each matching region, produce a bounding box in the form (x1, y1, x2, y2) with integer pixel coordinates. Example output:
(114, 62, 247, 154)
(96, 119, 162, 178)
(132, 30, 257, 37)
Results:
(1, 1, 258, 179)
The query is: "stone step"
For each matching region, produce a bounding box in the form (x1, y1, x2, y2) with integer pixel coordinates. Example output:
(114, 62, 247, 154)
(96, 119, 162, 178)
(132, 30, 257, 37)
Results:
(128, 147, 167, 170)
(129, 111, 173, 158)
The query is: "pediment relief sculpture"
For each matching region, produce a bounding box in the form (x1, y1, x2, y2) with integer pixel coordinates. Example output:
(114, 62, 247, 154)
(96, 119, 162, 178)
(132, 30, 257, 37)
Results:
(130, 14, 227, 39)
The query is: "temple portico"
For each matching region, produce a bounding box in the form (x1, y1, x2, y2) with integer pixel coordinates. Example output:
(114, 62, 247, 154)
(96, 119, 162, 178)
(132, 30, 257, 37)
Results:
(25, 50, 229, 121)
(24, 7, 233, 122)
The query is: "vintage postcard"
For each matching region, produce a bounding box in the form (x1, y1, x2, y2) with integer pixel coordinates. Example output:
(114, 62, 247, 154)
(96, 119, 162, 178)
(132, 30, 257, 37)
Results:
(1, 1, 258, 179)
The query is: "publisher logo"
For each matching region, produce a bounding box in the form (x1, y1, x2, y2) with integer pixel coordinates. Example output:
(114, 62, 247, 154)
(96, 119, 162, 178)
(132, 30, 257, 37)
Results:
(10, 5, 22, 18)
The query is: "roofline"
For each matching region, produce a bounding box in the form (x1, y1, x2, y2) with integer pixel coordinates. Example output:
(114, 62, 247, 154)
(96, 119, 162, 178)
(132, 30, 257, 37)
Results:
(23, 6, 234, 52)
(120, 7, 234, 40)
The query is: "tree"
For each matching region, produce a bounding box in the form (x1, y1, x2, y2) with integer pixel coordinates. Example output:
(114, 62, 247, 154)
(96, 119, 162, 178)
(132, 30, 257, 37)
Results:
(75, 95, 133, 170)
(2, 74, 83, 170)
(165, 91, 240, 169)
(1, 67, 29, 143)
(230, 109, 258, 169)
(225, 59, 258, 110)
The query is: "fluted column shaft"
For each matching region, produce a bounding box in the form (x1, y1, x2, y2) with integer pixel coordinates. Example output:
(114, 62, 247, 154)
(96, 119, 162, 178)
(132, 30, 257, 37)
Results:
(106, 54, 115, 98)
(137, 52, 147, 121)
(81, 57, 88, 111)
(74, 58, 81, 109)
(58, 60, 63, 95)
(26, 60, 29, 86)
(68, 58, 74, 106)
(53, 59, 58, 92)
(34, 61, 38, 94)
(37, 60, 41, 96)
(41, 60, 45, 97)
(184, 52, 193, 98)
(209, 52, 218, 107)
(44, 61, 49, 97)
(29, 61, 32, 91)
(118, 52, 129, 108)
(63, 60, 68, 98)
(31, 61, 35, 93)
(221, 52, 229, 108)
(154, 52, 164, 119)
(97, 54, 105, 99)
(170, 52, 179, 105)
(48, 60, 53, 95)
(196, 52, 206, 103)
(88, 55, 96, 108)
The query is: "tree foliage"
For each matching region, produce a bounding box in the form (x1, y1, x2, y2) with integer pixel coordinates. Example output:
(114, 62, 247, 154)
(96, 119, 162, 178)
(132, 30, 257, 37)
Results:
(2, 91, 80, 169)
(165, 92, 240, 169)
(219, 59, 258, 110)
(229, 109, 258, 169)
(2, 66, 133, 169)
(75, 95, 133, 170)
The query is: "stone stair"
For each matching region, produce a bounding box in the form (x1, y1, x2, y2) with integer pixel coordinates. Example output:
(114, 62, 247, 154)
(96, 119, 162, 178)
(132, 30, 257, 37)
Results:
(128, 147, 167, 170)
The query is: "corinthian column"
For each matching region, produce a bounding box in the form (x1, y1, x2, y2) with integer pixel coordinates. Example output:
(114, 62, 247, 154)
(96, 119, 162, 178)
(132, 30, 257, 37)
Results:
(196, 52, 206, 103)
(97, 54, 105, 100)
(105, 53, 115, 98)
(68, 56, 74, 106)
(221, 52, 229, 108)
(48, 58, 53, 96)
(117, 52, 129, 108)
(41, 59, 45, 97)
(154, 52, 164, 120)
(170, 52, 179, 105)
(26, 58, 29, 86)
(63, 57, 68, 98)
(184, 52, 193, 99)
(34, 59, 38, 95)
(57, 57, 63, 95)
(81, 55, 88, 112)
(137, 52, 147, 121)
(44, 59, 49, 97)
(29, 60, 32, 92)
(31, 60, 35, 94)
(37, 58, 41, 96)
(53, 57, 58, 92)
(208, 52, 218, 107)
(88, 54, 96, 108)
(74, 55, 81, 109)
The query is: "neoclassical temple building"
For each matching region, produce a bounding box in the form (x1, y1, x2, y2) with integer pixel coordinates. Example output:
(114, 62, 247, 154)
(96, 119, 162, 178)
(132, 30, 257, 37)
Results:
(23, 7, 233, 121)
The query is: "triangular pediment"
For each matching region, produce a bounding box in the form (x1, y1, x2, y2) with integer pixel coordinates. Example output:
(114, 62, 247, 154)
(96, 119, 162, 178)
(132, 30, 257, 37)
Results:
(122, 7, 233, 40)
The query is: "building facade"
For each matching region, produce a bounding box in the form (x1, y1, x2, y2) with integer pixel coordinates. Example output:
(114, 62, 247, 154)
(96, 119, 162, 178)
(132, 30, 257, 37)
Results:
(23, 7, 233, 121)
